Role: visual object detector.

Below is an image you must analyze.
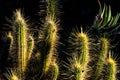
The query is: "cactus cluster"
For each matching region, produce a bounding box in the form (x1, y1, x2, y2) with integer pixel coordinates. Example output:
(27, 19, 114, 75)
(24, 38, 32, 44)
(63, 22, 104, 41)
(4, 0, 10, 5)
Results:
(0, 0, 119, 80)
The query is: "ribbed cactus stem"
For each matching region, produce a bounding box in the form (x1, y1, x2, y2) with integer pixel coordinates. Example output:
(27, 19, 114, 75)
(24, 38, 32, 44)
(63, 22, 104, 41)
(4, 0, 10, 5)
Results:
(94, 38, 109, 80)
(51, 60, 59, 80)
(27, 35, 34, 60)
(43, 19, 58, 74)
(14, 10, 28, 73)
(47, 0, 56, 18)
(77, 28, 89, 70)
(106, 56, 116, 80)
(74, 60, 82, 80)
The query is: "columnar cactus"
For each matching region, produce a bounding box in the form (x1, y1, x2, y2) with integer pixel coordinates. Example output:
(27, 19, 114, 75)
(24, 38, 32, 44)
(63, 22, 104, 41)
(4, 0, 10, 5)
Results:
(93, 38, 109, 80)
(106, 55, 117, 80)
(13, 10, 34, 74)
(66, 28, 90, 80)
(39, 0, 59, 78)
(74, 60, 82, 80)
(77, 28, 89, 70)
(6, 10, 34, 79)
(0, 0, 119, 80)
(41, 19, 58, 74)
(50, 59, 59, 80)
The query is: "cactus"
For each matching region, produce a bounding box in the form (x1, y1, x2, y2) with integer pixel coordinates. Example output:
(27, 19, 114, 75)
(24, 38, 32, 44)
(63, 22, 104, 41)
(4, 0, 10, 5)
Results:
(74, 60, 82, 80)
(50, 59, 59, 80)
(39, 0, 59, 77)
(4, 70, 19, 80)
(15, 10, 34, 73)
(106, 54, 117, 80)
(64, 28, 90, 80)
(93, 38, 109, 80)
(14, 10, 28, 74)
(40, 10, 59, 76)
(7, 10, 34, 79)
(77, 28, 90, 70)
(0, 0, 119, 80)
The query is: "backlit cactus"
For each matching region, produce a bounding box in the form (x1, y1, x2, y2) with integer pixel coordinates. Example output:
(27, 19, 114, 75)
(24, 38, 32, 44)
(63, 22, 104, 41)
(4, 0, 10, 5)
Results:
(106, 56, 117, 80)
(93, 38, 109, 80)
(6, 10, 35, 79)
(0, 0, 119, 80)
(39, 0, 59, 77)
(77, 28, 90, 70)
(74, 60, 82, 80)
(50, 59, 59, 80)
(14, 10, 34, 74)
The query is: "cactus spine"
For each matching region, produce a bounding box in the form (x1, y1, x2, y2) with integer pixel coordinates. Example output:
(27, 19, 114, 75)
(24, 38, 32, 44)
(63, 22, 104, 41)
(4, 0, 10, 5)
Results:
(4, 70, 19, 80)
(10, 72, 19, 80)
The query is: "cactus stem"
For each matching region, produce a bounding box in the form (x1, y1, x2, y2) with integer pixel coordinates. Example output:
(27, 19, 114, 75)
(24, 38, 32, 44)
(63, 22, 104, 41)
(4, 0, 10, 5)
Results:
(77, 28, 90, 70)
(94, 38, 109, 80)
(51, 60, 59, 80)
(74, 60, 82, 80)
(106, 53, 117, 80)
(14, 10, 28, 74)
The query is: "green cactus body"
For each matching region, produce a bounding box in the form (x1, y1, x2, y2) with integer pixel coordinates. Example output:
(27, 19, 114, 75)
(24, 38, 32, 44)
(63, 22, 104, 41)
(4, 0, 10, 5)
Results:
(69, 28, 89, 80)
(51, 61, 59, 80)
(40, 0, 59, 77)
(14, 10, 34, 75)
(42, 19, 58, 74)
(15, 10, 28, 73)
(94, 38, 109, 80)
(74, 61, 82, 80)
(27, 35, 34, 60)
(77, 29, 89, 70)
(47, 0, 57, 18)
(106, 57, 116, 80)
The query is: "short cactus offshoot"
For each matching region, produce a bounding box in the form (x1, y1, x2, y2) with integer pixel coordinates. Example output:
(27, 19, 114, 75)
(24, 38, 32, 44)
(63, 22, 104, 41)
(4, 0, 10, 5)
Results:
(101, 52, 118, 80)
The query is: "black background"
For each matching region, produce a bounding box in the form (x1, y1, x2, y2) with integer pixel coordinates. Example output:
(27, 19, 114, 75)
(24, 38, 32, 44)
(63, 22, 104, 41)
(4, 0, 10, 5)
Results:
(0, 0, 120, 29)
